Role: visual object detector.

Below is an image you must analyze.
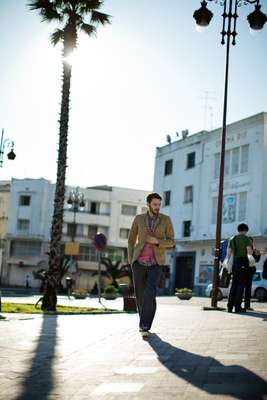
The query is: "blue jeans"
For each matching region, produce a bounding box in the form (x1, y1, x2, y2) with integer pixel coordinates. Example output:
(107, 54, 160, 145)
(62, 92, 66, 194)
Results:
(131, 262, 163, 330)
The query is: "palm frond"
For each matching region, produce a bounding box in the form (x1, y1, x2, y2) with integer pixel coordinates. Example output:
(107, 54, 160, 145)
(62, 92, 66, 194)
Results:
(28, 0, 62, 22)
(28, 0, 51, 10)
(78, 0, 102, 13)
(80, 23, 97, 36)
(51, 28, 64, 45)
(91, 10, 111, 25)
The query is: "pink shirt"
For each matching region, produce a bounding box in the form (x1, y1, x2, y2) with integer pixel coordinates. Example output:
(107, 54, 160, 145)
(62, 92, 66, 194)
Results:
(137, 227, 157, 265)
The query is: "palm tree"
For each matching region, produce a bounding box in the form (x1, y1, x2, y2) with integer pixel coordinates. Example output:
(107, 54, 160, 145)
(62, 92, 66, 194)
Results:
(28, 0, 111, 311)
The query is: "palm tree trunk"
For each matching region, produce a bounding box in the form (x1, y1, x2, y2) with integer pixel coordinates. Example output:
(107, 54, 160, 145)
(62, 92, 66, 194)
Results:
(41, 56, 72, 312)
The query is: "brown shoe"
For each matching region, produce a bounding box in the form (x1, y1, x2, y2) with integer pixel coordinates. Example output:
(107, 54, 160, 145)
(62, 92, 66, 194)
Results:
(245, 307, 254, 311)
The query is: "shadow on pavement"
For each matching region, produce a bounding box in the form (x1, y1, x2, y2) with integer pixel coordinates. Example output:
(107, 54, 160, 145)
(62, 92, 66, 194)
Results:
(238, 310, 267, 321)
(147, 334, 267, 400)
(16, 314, 58, 400)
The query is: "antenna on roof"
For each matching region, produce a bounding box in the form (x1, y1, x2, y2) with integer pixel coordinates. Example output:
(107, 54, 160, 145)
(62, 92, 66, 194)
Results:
(182, 129, 189, 139)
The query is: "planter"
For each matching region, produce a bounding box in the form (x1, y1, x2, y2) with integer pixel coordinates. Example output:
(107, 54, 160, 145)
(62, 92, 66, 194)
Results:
(73, 293, 87, 299)
(102, 293, 118, 300)
(175, 293, 192, 300)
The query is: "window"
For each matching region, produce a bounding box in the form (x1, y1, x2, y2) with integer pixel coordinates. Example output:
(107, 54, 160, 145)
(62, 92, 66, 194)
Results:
(238, 192, 247, 221)
(19, 195, 31, 206)
(231, 147, 240, 175)
(90, 201, 100, 214)
(164, 190, 171, 206)
(11, 240, 41, 256)
(100, 202, 111, 216)
(252, 272, 261, 282)
(215, 146, 248, 179)
(240, 144, 249, 173)
(120, 228, 130, 239)
(225, 150, 230, 176)
(103, 247, 125, 262)
(186, 152, 195, 169)
(164, 159, 173, 175)
(88, 225, 98, 239)
(121, 204, 137, 216)
(184, 186, 193, 203)
(17, 219, 30, 233)
(76, 224, 84, 237)
(98, 226, 109, 238)
(79, 245, 97, 262)
(183, 221, 191, 237)
(214, 152, 230, 178)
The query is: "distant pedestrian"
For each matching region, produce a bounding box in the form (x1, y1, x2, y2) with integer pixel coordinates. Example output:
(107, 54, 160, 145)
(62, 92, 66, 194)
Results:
(25, 275, 30, 289)
(243, 242, 260, 311)
(227, 223, 253, 313)
(128, 192, 175, 338)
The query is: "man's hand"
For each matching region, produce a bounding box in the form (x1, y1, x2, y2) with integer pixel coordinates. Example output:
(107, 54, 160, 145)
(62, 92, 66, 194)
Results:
(147, 236, 159, 245)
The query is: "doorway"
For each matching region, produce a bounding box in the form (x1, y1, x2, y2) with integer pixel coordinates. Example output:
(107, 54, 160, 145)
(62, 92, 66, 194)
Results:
(175, 252, 196, 290)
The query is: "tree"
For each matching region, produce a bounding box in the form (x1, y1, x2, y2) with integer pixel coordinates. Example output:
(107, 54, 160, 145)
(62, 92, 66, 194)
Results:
(28, 0, 111, 311)
(99, 257, 133, 287)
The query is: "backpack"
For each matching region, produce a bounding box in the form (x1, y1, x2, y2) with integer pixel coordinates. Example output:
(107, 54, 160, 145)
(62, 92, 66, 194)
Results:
(219, 239, 228, 262)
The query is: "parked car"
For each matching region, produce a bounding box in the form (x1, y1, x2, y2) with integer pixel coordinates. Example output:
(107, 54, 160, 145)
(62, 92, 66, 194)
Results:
(205, 270, 267, 301)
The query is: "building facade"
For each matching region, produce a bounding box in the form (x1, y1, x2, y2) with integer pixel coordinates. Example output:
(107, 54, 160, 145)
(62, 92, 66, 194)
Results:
(0, 181, 11, 240)
(62, 185, 149, 290)
(2, 178, 54, 288)
(154, 112, 267, 294)
(2, 179, 149, 289)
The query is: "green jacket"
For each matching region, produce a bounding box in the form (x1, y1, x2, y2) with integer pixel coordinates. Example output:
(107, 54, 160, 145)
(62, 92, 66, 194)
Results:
(128, 212, 175, 265)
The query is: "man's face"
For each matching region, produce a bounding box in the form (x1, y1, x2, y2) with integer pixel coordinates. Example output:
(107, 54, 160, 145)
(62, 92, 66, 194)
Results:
(148, 198, 161, 216)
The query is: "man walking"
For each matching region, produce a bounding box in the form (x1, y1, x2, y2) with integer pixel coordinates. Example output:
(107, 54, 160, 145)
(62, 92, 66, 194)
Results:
(128, 192, 175, 337)
(227, 223, 253, 313)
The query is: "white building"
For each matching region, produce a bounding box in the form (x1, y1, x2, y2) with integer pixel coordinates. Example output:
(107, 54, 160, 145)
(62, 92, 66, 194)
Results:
(3, 179, 149, 289)
(3, 178, 54, 288)
(62, 185, 149, 289)
(154, 112, 267, 294)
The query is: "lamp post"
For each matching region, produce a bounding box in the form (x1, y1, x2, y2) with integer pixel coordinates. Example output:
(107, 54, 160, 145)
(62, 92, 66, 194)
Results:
(193, 0, 267, 308)
(0, 129, 16, 168)
(66, 187, 85, 242)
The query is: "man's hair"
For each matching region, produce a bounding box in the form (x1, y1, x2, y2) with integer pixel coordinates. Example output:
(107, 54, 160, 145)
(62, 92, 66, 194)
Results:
(146, 192, 162, 203)
(237, 223, 249, 232)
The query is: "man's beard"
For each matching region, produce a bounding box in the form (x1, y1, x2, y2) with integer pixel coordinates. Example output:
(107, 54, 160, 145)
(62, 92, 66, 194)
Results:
(148, 205, 159, 216)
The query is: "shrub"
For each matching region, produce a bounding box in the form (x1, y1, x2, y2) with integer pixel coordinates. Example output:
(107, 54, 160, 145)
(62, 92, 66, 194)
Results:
(175, 288, 192, 294)
(103, 285, 118, 294)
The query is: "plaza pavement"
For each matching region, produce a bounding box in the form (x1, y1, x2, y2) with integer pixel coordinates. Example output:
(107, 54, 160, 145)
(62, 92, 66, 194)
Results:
(0, 296, 267, 400)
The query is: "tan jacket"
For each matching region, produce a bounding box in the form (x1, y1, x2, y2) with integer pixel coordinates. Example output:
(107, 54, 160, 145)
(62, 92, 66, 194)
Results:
(128, 212, 175, 266)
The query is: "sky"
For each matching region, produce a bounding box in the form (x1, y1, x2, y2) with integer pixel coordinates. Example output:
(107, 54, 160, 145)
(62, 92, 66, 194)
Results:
(0, 0, 266, 191)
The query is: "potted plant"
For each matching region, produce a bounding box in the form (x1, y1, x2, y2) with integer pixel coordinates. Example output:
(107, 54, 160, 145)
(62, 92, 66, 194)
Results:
(175, 288, 193, 300)
(102, 285, 118, 300)
(72, 289, 87, 299)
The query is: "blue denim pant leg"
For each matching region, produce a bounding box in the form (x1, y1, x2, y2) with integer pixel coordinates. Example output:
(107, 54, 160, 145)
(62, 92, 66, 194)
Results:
(139, 265, 162, 331)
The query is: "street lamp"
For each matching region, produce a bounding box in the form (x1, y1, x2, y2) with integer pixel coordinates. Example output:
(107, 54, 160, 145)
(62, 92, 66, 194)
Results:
(193, 0, 267, 309)
(66, 187, 85, 242)
(0, 129, 16, 168)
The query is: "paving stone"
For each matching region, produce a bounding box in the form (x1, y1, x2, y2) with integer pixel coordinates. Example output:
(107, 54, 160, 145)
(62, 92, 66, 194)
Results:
(92, 382, 144, 395)
(0, 297, 267, 399)
(115, 367, 159, 375)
